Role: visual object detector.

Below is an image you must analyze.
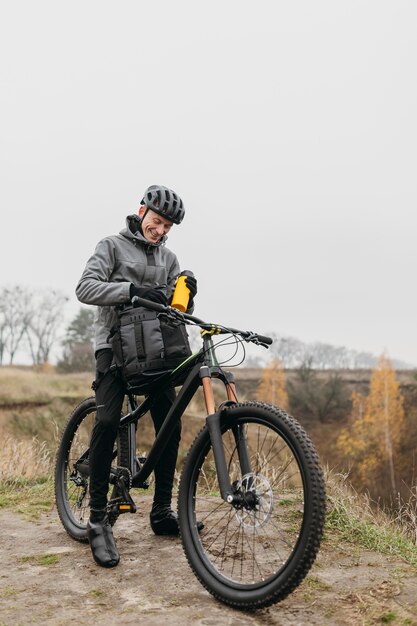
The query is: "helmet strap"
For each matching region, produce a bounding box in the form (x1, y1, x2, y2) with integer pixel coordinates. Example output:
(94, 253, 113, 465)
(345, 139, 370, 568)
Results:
(138, 206, 149, 229)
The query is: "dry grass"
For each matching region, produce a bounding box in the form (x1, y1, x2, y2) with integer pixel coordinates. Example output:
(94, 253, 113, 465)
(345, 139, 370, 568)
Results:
(0, 366, 93, 453)
(325, 468, 417, 566)
(0, 430, 51, 480)
(392, 484, 417, 545)
(1, 366, 416, 566)
(1, 433, 416, 564)
(0, 366, 92, 405)
(0, 411, 55, 519)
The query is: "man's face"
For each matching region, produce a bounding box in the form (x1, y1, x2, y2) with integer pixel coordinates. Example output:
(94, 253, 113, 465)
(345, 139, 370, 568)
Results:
(139, 207, 173, 244)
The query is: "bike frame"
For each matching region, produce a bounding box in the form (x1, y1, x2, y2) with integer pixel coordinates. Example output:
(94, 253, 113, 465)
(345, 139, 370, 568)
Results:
(112, 333, 245, 503)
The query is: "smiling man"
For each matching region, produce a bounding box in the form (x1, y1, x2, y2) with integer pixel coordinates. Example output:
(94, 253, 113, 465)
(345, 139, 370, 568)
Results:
(139, 204, 174, 243)
(76, 185, 197, 568)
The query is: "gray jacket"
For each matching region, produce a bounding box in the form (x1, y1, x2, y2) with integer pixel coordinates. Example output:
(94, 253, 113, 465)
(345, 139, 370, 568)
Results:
(76, 215, 182, 352)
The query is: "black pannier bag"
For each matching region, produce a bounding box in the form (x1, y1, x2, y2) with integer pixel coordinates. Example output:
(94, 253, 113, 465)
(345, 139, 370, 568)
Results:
(110, 305, 192, 387)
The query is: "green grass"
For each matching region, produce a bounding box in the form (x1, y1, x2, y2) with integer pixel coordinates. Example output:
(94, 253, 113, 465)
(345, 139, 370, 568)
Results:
(0, 476, 54, 520)
(86, 589, 105, 598)
(325, 472, 417, 567)
(279, 498, 294, 506)
(0, 586, 18, 598)
(305, 575, 332, 591)
(18, 553, 60, 566)
(326, 506, 417, 567)
(379, 612, 398, 623)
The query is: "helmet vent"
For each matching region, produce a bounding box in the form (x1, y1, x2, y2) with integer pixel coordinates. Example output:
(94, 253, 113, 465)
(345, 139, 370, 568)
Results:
(141, 185, 185, 224)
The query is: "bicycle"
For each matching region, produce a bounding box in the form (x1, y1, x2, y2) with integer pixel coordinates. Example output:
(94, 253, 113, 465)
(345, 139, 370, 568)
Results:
(54, 297, 326, 610)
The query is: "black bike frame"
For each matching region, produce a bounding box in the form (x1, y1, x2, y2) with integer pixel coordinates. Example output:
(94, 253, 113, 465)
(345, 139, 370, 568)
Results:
(109, 334, 244, 503)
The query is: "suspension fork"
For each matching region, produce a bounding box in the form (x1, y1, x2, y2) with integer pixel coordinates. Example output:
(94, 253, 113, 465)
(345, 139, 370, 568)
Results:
(232, 424, 253, 477)
(201, 365, 253, 503)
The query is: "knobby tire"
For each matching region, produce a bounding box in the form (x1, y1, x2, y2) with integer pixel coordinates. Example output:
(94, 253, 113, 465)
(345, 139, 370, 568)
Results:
(54, 397, 128, 542)
(177, 402, 326, 610)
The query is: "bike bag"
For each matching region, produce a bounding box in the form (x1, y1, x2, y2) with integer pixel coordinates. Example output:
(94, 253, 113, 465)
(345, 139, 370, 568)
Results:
(110, 304, 192, 386)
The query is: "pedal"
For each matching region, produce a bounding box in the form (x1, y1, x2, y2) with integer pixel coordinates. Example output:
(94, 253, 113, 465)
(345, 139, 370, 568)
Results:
(107, 499, 137, 515)
(117, 501, 137, 514)
(108, 466, 138, 515)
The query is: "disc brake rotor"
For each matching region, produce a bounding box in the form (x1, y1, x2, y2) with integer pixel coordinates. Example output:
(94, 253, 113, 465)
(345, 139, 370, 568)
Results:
(234, 473, 273, 529)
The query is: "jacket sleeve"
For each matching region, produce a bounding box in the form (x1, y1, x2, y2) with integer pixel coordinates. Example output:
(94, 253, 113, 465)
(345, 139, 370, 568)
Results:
(75, 238, 131, 306)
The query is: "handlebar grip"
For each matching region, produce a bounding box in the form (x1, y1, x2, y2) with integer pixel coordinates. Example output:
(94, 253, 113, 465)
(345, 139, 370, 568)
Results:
(256, 334, 273, 345)
(131, 296, 166, 312)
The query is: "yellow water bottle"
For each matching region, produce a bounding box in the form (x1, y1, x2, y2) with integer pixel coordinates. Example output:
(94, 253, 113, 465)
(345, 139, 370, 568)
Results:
(171, 270, 194, 312)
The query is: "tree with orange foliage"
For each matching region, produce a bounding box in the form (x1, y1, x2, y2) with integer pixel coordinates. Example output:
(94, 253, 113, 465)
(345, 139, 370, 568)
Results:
(337, 355, 404, 496)
(256, 358, 289, 410)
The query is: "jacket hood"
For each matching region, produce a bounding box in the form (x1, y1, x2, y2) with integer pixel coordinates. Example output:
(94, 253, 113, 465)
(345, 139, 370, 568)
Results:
(120, 214, 167, 248)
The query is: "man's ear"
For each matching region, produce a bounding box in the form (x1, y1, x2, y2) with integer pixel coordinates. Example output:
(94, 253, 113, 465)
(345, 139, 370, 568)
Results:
(138, 205, 146, 218)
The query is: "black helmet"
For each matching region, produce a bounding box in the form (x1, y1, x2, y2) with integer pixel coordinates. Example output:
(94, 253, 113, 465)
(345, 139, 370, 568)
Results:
(141, 185, 185, 224)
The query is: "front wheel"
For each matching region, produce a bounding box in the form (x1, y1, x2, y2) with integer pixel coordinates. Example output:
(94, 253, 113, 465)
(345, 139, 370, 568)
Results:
(178, 402, 326, 609)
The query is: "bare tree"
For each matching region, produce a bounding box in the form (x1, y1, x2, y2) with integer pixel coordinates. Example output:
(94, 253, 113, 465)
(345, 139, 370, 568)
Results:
(304, 342, 333, 369)
(272, 335, 385, 371)
(333, 346, 351, 368)
(25, 289, 69, 365)
(288, 363, 350, 423)
(0, 300, 7, 365)
(270, 334, 306, 368)
(0, 286, 32, 364)
(306, 342, 351, 370)
(352, 351, 378, 369)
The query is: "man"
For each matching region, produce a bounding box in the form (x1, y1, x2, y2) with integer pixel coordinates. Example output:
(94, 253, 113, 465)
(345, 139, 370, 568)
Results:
(76, 185, 197, 568)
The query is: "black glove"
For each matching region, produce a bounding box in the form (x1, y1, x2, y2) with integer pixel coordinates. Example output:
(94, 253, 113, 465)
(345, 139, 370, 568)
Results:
(184, 275, 197, 300)
(130, 285, 168, 305)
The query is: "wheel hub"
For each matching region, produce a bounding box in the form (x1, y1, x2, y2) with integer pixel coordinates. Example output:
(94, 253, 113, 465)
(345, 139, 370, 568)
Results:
(234, 473, 273, 529)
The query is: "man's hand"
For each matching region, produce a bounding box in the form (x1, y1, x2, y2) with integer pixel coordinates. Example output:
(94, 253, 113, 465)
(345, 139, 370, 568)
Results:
(130, 285, 168, 305)
(185, 275, 197, 300)
(184, 274, 197, 310)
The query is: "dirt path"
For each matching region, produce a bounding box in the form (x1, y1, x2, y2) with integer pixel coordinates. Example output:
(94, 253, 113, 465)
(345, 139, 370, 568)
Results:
(0, 496, 416, 626)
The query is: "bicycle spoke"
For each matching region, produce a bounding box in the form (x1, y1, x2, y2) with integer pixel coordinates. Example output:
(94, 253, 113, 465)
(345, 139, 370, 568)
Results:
(202, 507, 237, 552)
(195, 499, 228, 524)
(190, 414, 308, 587)
(218, 507, 236, 571)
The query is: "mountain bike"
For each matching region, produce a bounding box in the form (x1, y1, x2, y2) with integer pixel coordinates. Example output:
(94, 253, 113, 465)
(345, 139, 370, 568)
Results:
(54, 298, 326, 610)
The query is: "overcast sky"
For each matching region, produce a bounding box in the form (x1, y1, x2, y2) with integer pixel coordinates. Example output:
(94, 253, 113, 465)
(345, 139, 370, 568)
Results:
(1, 1, 416, 366)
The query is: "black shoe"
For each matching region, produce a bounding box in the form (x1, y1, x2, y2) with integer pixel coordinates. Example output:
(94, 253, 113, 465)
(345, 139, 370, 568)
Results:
(150, 507, 179, 536)
(87, 513, 120, 568)
(150, 506, 204, 536)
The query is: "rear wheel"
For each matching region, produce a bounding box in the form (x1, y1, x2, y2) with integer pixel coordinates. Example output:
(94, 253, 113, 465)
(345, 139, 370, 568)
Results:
(55, 398, 96, 542)
(54, 397, 128, 542)
(178, 402, 326, 609)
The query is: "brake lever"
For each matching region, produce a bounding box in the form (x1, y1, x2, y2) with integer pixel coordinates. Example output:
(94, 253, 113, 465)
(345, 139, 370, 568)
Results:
(157, 306, 185, 324)
(243, 332, 270, 349)
(243, 331, 257, 343)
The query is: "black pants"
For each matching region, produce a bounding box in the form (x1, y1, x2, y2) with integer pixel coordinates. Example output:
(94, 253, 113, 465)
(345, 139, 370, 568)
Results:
(89, 349, 180, 511)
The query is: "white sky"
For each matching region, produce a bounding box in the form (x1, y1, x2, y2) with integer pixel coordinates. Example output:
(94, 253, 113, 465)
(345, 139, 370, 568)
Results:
(1, 1, 416, 365)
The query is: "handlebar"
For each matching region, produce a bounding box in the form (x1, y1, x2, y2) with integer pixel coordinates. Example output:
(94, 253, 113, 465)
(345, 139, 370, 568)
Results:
(130, 296, 273, 348)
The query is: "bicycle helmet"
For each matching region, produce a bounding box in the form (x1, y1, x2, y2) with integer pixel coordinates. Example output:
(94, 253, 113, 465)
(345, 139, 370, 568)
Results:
(141, 185, 185, 224)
